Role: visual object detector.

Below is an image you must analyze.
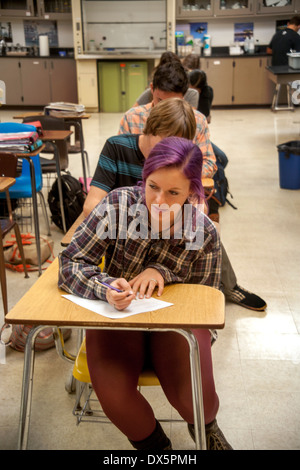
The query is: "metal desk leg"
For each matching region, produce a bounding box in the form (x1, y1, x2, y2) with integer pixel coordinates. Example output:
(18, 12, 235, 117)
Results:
(26, 158, 42, 276)
(75, 121, 88, 193)
(67, 120, 88, 192)
(177, 329, 207, 450)
(17, 325, 49, 450)
(50, 142, 67, 233)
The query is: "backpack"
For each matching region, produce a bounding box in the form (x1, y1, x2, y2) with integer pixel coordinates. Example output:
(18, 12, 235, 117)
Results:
(48, 175, 85, 231)
(212, 158, 237, 210)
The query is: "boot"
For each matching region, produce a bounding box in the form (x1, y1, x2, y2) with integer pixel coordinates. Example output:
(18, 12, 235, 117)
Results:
(187, 419, 233, 450)
(129, 419, 172, 451)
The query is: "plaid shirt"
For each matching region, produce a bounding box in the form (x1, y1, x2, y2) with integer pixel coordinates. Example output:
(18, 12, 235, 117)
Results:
(118, 103, 217, 178)
(58, 187, 221, 301)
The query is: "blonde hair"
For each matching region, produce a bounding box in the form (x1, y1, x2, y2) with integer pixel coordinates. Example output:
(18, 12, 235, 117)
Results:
(143, 98, 196, 141)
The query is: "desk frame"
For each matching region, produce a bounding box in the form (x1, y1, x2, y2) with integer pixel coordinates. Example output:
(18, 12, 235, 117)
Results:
(18, 324, 205, 451)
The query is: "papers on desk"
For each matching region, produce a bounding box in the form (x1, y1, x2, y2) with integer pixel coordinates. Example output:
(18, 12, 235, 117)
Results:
(62, 294, 173, 319)
(44, 102, 86, 117)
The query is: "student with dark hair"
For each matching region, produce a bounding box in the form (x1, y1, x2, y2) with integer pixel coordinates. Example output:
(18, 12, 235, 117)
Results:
(134, 51, 199, 109)
(189, 69, 214, 123)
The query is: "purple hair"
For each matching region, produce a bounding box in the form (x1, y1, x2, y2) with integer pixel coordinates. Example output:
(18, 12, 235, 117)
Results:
(142, 137, 205, 203)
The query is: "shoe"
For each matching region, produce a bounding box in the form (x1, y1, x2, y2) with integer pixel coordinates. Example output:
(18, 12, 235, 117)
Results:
(225, 284, 267, 311)
(187, 420, 233, 450)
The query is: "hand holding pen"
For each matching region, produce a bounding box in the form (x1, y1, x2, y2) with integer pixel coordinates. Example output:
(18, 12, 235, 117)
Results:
(94, 278, 135, 310)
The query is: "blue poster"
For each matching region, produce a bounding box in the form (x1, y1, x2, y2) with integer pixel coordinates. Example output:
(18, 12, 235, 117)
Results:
(189, 23, 208, 42)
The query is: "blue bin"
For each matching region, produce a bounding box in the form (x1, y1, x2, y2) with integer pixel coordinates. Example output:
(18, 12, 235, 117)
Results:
(277, 141, 300, 190)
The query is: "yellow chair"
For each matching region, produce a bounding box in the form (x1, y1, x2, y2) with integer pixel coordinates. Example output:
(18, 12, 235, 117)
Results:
(72, 338, 165, 425)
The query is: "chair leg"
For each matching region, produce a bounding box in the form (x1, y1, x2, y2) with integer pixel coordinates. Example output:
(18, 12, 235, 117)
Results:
(0, 240, 8, 315)
(13, 223, 29, 279)
(38, 191, 51, 236)
(83, 150, 90, 177)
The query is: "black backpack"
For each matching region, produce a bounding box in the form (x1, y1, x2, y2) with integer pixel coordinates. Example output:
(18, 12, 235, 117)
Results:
(212, 158, 237, 210)
(48, 175, 85, 231)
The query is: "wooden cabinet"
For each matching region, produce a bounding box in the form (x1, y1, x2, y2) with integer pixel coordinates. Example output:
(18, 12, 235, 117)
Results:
(76, 60, 98, 111)
(200, 56, 273, 106)
(0, 58, 77, 106)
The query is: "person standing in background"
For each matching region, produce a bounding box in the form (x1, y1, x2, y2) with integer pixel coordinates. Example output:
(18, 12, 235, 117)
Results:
(267, 16, 300, 66)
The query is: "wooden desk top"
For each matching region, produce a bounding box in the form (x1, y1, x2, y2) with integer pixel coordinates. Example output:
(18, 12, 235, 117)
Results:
(13, 112, 91, 120)
(41, 129, 73, 141)
(0, 177, 15, 192)
(16, 144, 46, 157)
(5, 258, 225, 330)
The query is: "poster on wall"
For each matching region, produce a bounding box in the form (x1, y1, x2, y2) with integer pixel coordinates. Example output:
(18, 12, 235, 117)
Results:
(234, 22, 253, 42)
(23, 20, 58, 47)
(189, 23, 208, 43)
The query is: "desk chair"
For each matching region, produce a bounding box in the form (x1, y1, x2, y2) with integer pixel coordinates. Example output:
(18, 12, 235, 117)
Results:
(22, 115, 69, 174)
(0, 154, 29, 315)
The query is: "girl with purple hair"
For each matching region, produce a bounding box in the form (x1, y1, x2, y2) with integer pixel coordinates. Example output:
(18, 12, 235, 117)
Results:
(59, 137, 232, 451)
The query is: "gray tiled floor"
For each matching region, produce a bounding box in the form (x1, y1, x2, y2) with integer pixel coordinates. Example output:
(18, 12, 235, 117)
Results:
(0, 106, 300, 450)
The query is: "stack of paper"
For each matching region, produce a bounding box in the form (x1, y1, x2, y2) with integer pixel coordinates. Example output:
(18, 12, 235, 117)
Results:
(44, 102, 86, 117)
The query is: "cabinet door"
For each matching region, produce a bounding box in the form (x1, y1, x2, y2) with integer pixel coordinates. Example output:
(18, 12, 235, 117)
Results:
(38, 0, 72, 19)
(49, 59, 78, 102)
(256, 0, 296, 15)
(77, 60, 98, 110)
(202, 58, 234, 105)
(233, 57, 274, 105)
(0, 0, 34, 17)
(20, 59, 51, 105)
(215, 0, 254, 16)
(233, 58, 262, 104)
(0, 58, 23, 105)
(177, 0, 214, 17)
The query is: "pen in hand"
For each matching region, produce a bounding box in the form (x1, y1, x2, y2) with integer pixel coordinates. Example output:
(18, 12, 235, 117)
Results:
(94, 278, 124, 293)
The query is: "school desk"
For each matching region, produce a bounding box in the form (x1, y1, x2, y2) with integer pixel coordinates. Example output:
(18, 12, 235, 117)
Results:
(5, 258, 225, 451)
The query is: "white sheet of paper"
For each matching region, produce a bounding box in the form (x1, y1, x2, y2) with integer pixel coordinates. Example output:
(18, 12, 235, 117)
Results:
(62, 294, 173, 319)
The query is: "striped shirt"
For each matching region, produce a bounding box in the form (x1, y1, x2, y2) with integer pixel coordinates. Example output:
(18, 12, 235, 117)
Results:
(58, 186, 221, 302)
(91, 134, 144, 193)
(118, 102, 217, 178)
